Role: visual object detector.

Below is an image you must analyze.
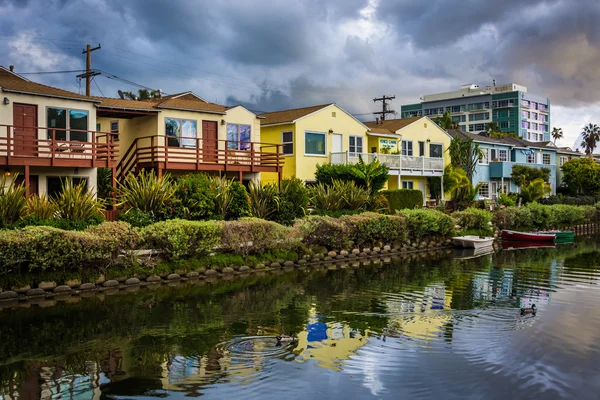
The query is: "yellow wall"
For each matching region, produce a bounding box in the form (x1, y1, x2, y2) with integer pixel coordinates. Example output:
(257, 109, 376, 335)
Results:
(260, 123, 295, 183)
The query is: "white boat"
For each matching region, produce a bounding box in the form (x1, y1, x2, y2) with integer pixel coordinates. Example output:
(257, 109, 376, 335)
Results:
(452, 235, 495, 249)
(453, 246, 495, 259)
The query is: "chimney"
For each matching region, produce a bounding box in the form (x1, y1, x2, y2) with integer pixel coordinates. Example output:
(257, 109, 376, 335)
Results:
(9, 65, 14, 72)
(157, 89, 162, 99)
(375, 117, 380, 124)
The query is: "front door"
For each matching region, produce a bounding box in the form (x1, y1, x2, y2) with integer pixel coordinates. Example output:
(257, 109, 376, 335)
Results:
(418, 180, 427, 205)
(202, 120, 218, 163)
(13, 103, 37, 156)
(332, 133, 342, 153)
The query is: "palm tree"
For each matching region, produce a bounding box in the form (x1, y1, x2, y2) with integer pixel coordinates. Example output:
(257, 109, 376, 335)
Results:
(551, 127, 563, 144)
(485, 122, 501, 135)
(580, 123, 600, 156)
(520, 178, 552, 204)
(120, 89, 159, 100)
(433, 111, 459, 130)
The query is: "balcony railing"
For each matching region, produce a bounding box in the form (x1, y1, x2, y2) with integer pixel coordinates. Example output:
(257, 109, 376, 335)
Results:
(330, 152, 444, 175)
(0, 125, 118, 168)
(116, 135, 283, 179)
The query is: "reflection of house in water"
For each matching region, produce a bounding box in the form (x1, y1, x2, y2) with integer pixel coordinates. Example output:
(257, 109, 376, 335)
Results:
(293, 308, 369, 371)
(471, 269, 514, 303)
(384, 283, 453, 343)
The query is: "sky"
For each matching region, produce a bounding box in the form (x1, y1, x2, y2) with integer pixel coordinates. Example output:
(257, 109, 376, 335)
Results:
(1, 0, 599, 149)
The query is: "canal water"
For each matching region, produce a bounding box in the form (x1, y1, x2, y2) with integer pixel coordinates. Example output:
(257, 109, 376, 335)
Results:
(1, 239, 600, 400)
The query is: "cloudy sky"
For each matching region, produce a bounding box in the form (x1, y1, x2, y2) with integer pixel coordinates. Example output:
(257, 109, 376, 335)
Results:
(1, 0, 599, 148)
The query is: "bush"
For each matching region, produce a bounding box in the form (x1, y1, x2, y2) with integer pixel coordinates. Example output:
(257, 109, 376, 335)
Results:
(25, 195, 58, 220)
(117, 208, 156, 228)
(538, 195, 600, 206)
(18, 214, 104, 231)
(248, 181, 279, 220)
(453, 207, 492, 233)
(273, 178, 308, 226)
(382, 189, 423, 212)
(294, 215, 354, 250)
(169, 173, 217, 220)
(0, 174, 27, 228)
(141, 219, 222, 261)
(315, 161, 388, 194)
(54, 179, 104, 222)
(86, 222, 140, 264)
(225, 179, 252, 220)
(340, 212, 407, 248)
(494, 207, 533, 230)
(308, 180, 370, 212)
(220, 218, 294, 257)
(493, 203, 595, 230)
(397, 209, 455, 239)
(118, 170, 175, 216)
(498, 192, 518, 207)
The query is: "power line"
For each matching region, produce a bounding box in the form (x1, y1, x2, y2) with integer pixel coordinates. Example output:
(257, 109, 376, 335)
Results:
(17, 70, 86, 75)
(92, 77, 105, 97)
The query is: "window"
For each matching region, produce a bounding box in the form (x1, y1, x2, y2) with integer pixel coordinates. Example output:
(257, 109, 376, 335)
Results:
(402, 140, 413, 156)
(403, 110, 422, 118)
(110, 121, 119, 141)
(539, 103, 548, 112)
(531, 123, 538, 130)
(500, 121, 509, 129)
(47, 177, 88, 199)
(526, 151, 535, 163)
(539, 114, 548, 122)
(468, 102, 488, 111)
(560, 156, 569, 166)
(540, 124, 548, 132)
(522, 110, 530, 119)
(498, 149, 508, 161)
(469, 112, 490, 121)
(305, 131, 326, 155)
(522, 100, 530, 108)
(332, 111, 337, 117)
(478, 183, 490, 199)
(479, 148, 489, 164)
(418, 141, 425, 156)
(47, 108, 89, 141)
(227, 124, 251, 150)
(532, 112, 538, 121)
(429, 143, 443, 158)
(282, 131, 293, 155)
(166, 118, 197, 148)
(531, 102, 538, 110)
(495, 100, 514, 108)
(452, 115, 466, 123)
(402, 181, 414, 189)
(349, 136, 363, 155)
(469, 123, 485, 132)
(522, 121, 530, 129)
(459, 124, 467, 131)
(447, 105, 464, 113)
(543, 154, 551, 165)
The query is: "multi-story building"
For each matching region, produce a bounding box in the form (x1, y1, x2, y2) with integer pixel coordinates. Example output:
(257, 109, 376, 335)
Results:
(401, 83, 551, 142)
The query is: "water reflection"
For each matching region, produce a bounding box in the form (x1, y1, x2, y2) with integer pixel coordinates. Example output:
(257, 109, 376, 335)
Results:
(2, 239, 600, 399)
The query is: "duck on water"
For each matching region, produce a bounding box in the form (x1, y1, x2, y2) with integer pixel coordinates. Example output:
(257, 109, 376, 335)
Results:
(520, 304, 537, 316)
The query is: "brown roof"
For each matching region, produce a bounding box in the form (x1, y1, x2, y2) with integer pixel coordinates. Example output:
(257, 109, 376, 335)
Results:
(93, 94, 227, 115)
(154, 97, 227, 114)
(363, 116, 422, 133)
(0, 66, 97, 102)
(258, 104, 333, 125)
(92, 96, 159, 111)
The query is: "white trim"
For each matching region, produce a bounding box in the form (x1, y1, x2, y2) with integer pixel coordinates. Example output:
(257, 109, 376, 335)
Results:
(401, 139, 414, 156)
(428, 141, 444, 158)
(261, 122, 296, 127)
(349, 135, 364, 155)
(45, 106, 90, 141)
(281, 130, 294, 156)
(225, 104, 258, 116)
(304, 130, 327, 157)
(366, 132, 402, 139)
(479, 148, 490, 165)
(155, 105, 226, 115)
(167, 91, 208, 103)
(95, 105, 160, 113)
(3, 88, 99, 103)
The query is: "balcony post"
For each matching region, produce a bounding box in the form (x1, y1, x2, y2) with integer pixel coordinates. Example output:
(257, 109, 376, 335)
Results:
(196, 137, 200, 170)
(6, 126, 11, 163)
(345, 150, 349, 165)
(422, 156, 425, 175)
(250, 142, 255, 171)
(24, 165, 30, 197)
(51, 129, 56, 166)
(441, 174, 444, 201)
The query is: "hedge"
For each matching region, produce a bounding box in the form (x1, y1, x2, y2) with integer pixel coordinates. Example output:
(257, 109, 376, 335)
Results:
(396, 209, 455, 239)
(220, 218, 293, 257)
(453, 208, 493, 233)
(382, 189, 423, 212)
(494, 203, 598, 230)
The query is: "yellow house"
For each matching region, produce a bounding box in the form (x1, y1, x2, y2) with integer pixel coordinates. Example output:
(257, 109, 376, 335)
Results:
(363, 116, 452, 202)
(258, 103, 369, 183)
(95, 92, 282, 183)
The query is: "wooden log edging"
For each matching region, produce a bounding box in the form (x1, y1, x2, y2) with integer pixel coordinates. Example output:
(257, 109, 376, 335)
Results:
(0, 240, 459, 311)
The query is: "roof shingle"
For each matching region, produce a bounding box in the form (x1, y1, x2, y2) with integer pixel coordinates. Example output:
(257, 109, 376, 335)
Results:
(363, 117, 422, 134)
(258, 104, 333, 125)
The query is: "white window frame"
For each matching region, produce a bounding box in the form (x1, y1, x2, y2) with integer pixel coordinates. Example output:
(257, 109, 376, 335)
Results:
(349, 135, 363, 156)
(526, 152, 535, 164)
(559, 156, 569, 166)
(478, 182, 490, 199)
(479, 148, 489, 165)
(402, 181, 414, 189)
(46, 107, 90, 142)
(304, 131, 327, 157)
(498, 149, 508, 162)
(543, 154, 551, 165)
(110, 120, 119, 141)
(281, 131, 293, 156)
(402, 140, 413, 156)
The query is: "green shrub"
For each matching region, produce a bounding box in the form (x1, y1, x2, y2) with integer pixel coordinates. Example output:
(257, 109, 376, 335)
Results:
(0, 174, 27, 228)
(226, 179, 252, 220)
(308, 180, 370, 212)
(54, 179, 104, 222)
(294, 215, 354, 250)
(340, 213, 407, 247)
(308, 182, 344, 212)
(548, 204, 586, 227)
(141, 219, 222, 261)
(382, 189, 423, 212)
(86, 222, 140, 264)
(118, 170, 175, 216)
(117, 208, 156, 228)
(538, 195, 600, 206)
(498, 192, 518, 207)
(524, 202, 554, 229)
(18, 214, 104, 231)
(25, 195, 58, 220)
(453, 207, 492, 233)
(248, 181, 279, 219)
(169, 173, 217, 220)
(315, 161, 388, 194)
(220, 218, 294, 257)
(273, 178, 308, 226)
(397, 209, 455, 238)
(494, 207, 533, 230)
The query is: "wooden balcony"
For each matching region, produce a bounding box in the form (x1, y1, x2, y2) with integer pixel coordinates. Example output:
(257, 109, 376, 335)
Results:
(0, 125, 119, 169)
(117, 135, 283, 180)
(330, 151, 444, 176)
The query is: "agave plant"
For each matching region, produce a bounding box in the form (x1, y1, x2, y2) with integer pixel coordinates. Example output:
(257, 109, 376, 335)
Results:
(307, 182, 344, 212)
(54, 179, 104, 222)
(26, 194, 59, 220)
(248, 181, 279, 219)
(335, 180, 370, 211)
(0, 173, 27, 227)
(118, 170, 175, 214)
(211, 175, 232, 219)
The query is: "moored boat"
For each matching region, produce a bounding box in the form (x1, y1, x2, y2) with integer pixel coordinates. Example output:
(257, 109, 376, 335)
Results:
(501, 230, 555, 242)
(452, 235, 495, 249)
(545, 230, 575, 243)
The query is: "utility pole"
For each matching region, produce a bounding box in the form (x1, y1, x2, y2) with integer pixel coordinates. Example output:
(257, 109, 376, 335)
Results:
(373, 95, 396, 121)
(77, 43, 101, 96)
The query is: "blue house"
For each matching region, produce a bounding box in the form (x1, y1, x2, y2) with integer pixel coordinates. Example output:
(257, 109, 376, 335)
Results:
(448, 130, 563, 200)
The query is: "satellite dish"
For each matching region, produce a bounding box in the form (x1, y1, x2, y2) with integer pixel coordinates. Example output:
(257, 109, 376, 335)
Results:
(118, 90, 124, 99)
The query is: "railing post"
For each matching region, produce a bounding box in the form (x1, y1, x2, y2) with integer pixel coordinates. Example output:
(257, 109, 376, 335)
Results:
(196, 137, 200, 170)
(164, 137, 169, 171)
(135, 138, 139, 174)
(251, 142, 255, 171)
(422, 156, 425, 174)
(91, 131, 97, 166)
(225, 140, 228, 171)
(345, 150, 349, 165)
(6, 126, 11, 163)
(151, 136, 155, 165)
(51, 129, 56, 166)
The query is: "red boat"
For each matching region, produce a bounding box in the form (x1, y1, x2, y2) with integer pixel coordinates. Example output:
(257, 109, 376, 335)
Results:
(501, 230, 556, 242)
(502, 241, 556, 250)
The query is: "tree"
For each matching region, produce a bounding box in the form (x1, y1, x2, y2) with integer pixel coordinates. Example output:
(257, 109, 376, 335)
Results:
(433, 111, 459, 130)
(580, 123, 600, 156)
(561, 157, 600, 195)
(485, 122, 501, 135)
(510, 165, 551, 187)
(448, 137, 483, 181)
(121, 89, 159, 100)
(348, 156, 390, 194)
(520, 179, 552, 203)
(551, 127, 563, 144)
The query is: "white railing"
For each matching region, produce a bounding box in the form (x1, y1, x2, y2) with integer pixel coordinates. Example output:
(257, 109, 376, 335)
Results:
(330, 152, 444, 174)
